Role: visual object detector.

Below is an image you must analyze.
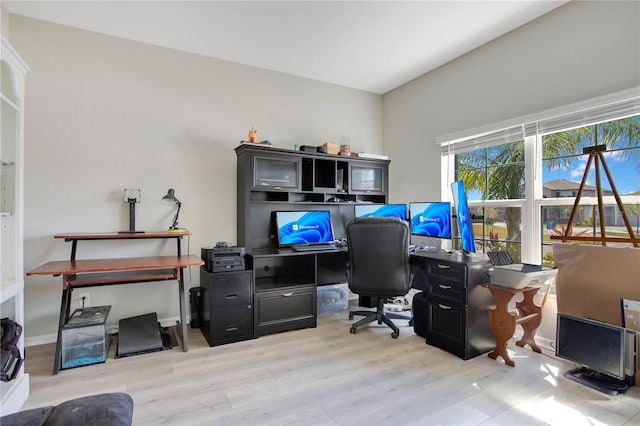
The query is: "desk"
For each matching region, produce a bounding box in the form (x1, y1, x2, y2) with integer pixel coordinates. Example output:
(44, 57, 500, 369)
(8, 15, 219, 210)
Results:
(483, 284, 543, 367)
(410, 251, 494, 360)
(27, 231, 202, 374)
(55, 231, 187, 261)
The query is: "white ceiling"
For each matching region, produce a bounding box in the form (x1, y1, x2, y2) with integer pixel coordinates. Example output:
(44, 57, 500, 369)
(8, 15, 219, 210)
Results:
(3, 1, 567, 94)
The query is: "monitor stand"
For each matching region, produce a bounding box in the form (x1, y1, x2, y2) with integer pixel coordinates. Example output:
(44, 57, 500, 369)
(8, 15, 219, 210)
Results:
(564, 367, 629, 396)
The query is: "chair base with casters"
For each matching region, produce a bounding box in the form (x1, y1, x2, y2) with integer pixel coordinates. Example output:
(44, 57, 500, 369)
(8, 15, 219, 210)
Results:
(349, 297, 411, 338)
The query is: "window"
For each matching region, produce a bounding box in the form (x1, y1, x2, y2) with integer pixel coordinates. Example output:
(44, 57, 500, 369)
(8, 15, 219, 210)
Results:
(440, 92, 640, 268)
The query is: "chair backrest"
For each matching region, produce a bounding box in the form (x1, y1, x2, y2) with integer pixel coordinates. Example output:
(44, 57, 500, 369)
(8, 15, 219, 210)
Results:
(346, 217, 410, 297)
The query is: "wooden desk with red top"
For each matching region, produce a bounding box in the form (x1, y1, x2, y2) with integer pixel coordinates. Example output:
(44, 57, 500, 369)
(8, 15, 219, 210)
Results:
(26, 231, 203, 374)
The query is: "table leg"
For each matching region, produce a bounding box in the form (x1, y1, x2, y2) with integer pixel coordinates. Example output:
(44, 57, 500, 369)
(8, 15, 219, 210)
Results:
(515, 288, 542, 353)
(53, 288, 72, 375)
(486, 288, 517, 367)
(177, 267, 188, 352)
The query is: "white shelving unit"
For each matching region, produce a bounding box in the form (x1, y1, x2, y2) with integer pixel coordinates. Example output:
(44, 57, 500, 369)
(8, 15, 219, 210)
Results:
(1, 35, 30, 416)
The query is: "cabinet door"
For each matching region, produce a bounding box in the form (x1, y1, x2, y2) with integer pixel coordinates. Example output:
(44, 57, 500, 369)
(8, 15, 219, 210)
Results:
(254, 285, 317, 336)
(350, 163, 385, 193)
(252, 154, 300, 190)
(426, 299, 467, 358)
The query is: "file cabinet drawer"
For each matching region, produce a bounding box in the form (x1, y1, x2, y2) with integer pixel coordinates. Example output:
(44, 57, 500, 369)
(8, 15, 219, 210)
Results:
(428, 278, 466, 304)
(255, 284, 317, 336)
(209, 304, 254, 344)
(426, 260, 465, 282)
(208, 270, 252, 307)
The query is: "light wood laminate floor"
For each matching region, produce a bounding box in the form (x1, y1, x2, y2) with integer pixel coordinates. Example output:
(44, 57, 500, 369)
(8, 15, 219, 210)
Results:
(23, 304, 640, 425)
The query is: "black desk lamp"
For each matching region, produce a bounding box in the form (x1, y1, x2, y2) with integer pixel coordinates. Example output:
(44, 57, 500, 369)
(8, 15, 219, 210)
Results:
(162, 188, 184, 232)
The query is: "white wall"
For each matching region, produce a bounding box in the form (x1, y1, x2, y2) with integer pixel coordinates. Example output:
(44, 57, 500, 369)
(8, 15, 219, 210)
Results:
(383, 0, 640, 342)
(384, 0, 640, 204)
(10, 15, 383, 343)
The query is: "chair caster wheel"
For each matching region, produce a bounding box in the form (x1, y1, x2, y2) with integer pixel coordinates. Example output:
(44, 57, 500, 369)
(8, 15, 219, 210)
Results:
(391, 331, 399, 338)
(348, 313, 354, 320)
(409, 319, 413, 327)
(350, 326, 357, 334)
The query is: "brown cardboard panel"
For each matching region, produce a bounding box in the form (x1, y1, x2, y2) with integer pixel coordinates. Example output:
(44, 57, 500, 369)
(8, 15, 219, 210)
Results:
(553, 243, 640, 326)
(553, 243, 640, 386)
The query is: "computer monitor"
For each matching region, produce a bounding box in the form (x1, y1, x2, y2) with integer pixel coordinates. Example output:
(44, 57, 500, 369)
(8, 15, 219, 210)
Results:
(354, 203, 407, 221)
(409, 202, 451, 239)
(451, 180, 476, 253)
(274, 210, 335, 247)
(556, 313, 634, 395)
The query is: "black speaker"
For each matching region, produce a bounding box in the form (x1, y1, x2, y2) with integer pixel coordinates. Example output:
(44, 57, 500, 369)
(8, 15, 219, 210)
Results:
(189, 287, 204, 328)
(412, 291, 426, 338)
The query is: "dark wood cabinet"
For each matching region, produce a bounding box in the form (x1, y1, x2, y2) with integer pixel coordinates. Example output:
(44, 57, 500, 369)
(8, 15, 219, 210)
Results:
(235, 144, 390, 337)
(254, 284, 317, 336)
(413, 251, 494, 360)
(250, 251, 319, 336)
(235, 144, 390, 249)
(200, 268, 254, 346)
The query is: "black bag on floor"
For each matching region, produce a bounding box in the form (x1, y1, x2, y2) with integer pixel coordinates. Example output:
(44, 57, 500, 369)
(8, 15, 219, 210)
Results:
(1, 317, 23, 382)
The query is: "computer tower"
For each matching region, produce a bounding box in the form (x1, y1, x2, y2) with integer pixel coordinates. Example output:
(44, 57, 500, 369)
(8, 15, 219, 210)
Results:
(412, 291, 426, 338)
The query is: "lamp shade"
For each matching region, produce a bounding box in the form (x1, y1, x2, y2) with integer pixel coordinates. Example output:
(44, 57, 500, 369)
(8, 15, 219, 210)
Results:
(162, 188, 179, 205)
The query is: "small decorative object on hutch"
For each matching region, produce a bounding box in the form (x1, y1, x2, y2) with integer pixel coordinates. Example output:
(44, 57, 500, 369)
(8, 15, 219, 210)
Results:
(248, 127, 257, 143)
(339, 136, 351, 156)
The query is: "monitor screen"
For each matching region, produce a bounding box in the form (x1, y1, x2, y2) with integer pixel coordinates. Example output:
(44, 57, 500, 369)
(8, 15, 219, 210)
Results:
(274, 210, 335, 247)
(354, 204, 407, 221)
(556, 313, 625, 380)
(451, 180, 476, 253)
(409, 202, 451, 239)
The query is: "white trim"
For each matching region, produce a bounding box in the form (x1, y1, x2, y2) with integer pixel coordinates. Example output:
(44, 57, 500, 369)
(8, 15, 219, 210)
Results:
(1, 35, 30, 75)
(436, 87, 640, 146)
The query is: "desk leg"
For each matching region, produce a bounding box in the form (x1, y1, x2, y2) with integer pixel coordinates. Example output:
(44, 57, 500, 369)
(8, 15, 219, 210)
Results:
(515, 288, 542, 353)
(487, 289, 517, 367)
(53, 288, 72, 375)
(178, 268, 188, 352)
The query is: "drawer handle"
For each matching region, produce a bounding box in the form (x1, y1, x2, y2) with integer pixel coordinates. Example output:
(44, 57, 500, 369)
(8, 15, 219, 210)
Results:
(438, 284, 452, 290)
(438, 304, 452, 310)
(226, 325, 239, 332)
(437, 264, 450, 269)
(281, 292, 294, 297)
(273, 186, 282, 190)
(225, 294, 238, 299)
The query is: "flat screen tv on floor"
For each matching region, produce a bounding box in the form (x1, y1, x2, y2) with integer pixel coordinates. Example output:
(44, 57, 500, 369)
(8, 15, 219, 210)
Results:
(556, 313, 636, 395)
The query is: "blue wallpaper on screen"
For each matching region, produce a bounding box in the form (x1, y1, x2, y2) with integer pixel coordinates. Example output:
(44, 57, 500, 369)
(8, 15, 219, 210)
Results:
(277, 211, 334, 245)
(356, 204, 407, 220)
(452, 180, 476, 252)
(410, 203, 451, 238)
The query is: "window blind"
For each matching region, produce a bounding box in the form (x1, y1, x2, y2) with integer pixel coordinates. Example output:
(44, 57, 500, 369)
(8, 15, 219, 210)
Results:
(440, 91, 640, 155)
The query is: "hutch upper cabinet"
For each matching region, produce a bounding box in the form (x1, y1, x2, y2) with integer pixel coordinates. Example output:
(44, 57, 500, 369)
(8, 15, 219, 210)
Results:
(235, 144, 390, 249)
(1, 36, 30, 416)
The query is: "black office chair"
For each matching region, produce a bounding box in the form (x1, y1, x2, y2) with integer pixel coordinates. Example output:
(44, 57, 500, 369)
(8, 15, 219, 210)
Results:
(346, 217, 411, 338)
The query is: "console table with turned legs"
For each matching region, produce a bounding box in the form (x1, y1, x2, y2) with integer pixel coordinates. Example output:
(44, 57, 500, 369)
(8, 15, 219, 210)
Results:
(483, 284, 545, 367)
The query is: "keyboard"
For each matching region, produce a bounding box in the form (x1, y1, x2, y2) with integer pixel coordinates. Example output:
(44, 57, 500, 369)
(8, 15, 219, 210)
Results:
(292, 243, 337, 252)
